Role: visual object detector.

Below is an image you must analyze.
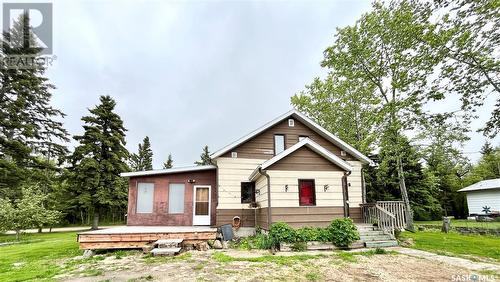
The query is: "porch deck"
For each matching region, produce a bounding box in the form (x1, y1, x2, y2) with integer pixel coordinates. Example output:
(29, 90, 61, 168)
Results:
(77, 226, 217, 250)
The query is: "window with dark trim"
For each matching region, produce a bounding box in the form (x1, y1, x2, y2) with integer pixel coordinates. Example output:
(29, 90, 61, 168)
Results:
(274, 134, 285, 155)
(298, 179, 316, 206)
(298, 135, 308, 141)
(241, 182, 256, 203)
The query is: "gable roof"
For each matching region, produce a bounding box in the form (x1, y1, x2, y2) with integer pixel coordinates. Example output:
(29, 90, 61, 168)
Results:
(211, 109, 373, 164)
(458, 178, 500, 192)
(249, 138, 353, 181)
(120, 165, 216, 177)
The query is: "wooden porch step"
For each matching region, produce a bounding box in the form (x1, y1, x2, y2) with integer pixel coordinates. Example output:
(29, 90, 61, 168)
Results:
(154, 239, 183, 248)
(358, 230, 385, 236)
(365, 240, 398, 248)
(150, 247, 182, 256)
(359, 235, 393, 241)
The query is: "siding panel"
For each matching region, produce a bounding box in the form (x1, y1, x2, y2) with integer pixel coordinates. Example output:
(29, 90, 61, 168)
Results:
(221, 117, 356, 160)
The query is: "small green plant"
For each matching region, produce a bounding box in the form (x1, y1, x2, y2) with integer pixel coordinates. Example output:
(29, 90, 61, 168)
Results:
(269, 222, 296, 244)
(336, 251, 357, 262)
(295, 227, 332, 242)
(328, 218, 360, 248)
(290, 241, 307, 251)
(305, 271, 320, 281)
(114, 250, 126, 259)
(254, 233, 274, 249)
(374, 247, 386, 254)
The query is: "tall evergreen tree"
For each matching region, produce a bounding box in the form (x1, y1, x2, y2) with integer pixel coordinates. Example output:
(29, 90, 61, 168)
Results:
(68, 96, 129, 229)
(480, 141, 494, 155)
(129, 136, 153, 171)
(366, 131, 442, 221)
(163, 154, 173, 169)
(0, 12, 68, 199)
(195, 145, 213, 166)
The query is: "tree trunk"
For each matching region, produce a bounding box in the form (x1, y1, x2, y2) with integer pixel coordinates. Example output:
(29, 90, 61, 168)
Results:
(15, 230, 20, 241)
(397, 156, 414, 231)
(37, 227, 42, 233)
(91, 211, 99, 230)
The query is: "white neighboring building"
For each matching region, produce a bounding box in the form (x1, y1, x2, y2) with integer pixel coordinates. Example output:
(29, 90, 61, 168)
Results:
(458, 179, 500, 216)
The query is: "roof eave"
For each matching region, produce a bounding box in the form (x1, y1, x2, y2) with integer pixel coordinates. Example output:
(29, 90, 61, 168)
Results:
(211, 109, 373, 165)
(120, 165, 217, 177)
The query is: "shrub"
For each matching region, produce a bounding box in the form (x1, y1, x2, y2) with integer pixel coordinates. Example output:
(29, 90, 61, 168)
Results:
(295, 227, 332, 242)
(327, 218, 360, 248)
(254, 233, 274, 250)
(269, 222, 296, 244)
(290, 242, 307, 252)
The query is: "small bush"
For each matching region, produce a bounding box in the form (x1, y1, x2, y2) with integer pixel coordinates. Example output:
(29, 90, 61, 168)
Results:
(269, 222, 296, 244)
(254, 233, 274, 249)
(374, 247, 386, 254)
(328, 218, 360, 248)
(290, 241, 307, 252)
(295, 227, 332, 242)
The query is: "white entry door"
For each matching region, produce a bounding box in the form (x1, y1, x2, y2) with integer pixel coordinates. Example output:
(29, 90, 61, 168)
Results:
(193, 185, 211, 225)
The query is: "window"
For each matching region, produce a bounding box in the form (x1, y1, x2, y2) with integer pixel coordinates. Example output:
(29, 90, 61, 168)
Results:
(137, 183, 154, 213)
(299, 179, 316, 206)
(288, 119, 295, 127)
(231, 151, 238, 158)
(168, 183, 185, 213)
(241, 182, 256, 203)
(274, 134, 285, 155)
(298, 135, 308, 141)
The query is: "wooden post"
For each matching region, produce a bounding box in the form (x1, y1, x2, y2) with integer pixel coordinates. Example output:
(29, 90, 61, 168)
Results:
(442, 217, 451, 233)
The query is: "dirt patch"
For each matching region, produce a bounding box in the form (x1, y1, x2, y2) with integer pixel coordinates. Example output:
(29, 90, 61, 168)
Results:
(57, 250, 496, 282)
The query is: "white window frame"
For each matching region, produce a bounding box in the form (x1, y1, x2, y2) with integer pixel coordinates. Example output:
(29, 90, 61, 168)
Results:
(168, 183, 185, 214)
(136, 182, 154, 213)
(274, 134, 285, 155)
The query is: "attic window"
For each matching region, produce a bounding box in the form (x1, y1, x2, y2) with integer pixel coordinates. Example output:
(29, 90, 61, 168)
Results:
(231, 152, 238, 158)
(288, 119, 295, 127)
(340, 150, 347, 157)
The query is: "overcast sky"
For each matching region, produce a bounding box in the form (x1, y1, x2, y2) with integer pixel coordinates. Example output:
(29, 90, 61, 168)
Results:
(43, 0, 497, 168)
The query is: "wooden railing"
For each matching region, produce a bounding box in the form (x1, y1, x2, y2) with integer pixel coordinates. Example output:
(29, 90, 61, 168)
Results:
(360, 201, 406, 237)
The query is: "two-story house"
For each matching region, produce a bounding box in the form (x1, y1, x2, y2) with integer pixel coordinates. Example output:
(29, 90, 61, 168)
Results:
(121, 110, 372, 229)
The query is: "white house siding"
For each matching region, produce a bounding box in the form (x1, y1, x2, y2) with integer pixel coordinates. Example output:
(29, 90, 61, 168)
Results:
(466, 189, 500, 215)
(265, 165, 363, 208)
(346, 161, 363, 206)
(215, 157, 264, 209)
(255, 174, 268, 208)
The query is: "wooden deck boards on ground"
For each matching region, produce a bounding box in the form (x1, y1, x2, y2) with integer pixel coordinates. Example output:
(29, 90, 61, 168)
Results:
(77, 226, 217, 250)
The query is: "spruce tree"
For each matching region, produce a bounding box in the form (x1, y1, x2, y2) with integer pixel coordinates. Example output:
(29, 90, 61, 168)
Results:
(0, 12, 68, 199)
(163, 154, 173, 169)
(195, 145, 213, 166)
(68, 96, 129, 229)
(130, 136, 153, 171)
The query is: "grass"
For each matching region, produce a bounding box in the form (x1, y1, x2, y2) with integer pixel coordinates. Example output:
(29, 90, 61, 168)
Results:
(0, 231, 81, 281)
(400, 230, 500, 261)
(142, 252, 193, 264)
(305, 271, 321, 281)
(211, 252, 325, 266)
(415, 219, 500, 230)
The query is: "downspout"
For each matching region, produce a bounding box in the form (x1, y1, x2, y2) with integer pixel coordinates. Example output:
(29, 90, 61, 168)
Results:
(342, 171, 352, 218)
(361, 167, 366, 204)
(257, 167, 272, 229)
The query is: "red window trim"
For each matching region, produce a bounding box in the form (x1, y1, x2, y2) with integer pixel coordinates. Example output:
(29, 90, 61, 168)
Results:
(298, 179, 316, 206)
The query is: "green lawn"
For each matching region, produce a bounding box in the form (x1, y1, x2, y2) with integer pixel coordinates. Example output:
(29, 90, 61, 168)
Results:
(400, 230, 500, 262)
(415, 219, 500, 230)
(0, 232, 81, 281)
